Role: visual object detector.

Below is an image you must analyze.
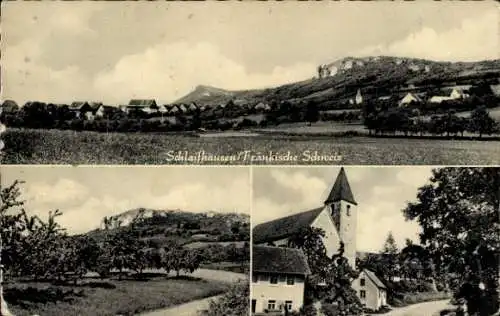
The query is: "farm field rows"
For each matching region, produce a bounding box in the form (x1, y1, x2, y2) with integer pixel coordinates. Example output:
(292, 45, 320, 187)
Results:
(2, 128, 499, 165)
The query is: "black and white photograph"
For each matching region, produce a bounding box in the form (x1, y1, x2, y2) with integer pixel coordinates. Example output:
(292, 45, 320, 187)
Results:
(1, 2, 499, 165)
(251, 167, 499, 315)
(0, 166, 250, 316)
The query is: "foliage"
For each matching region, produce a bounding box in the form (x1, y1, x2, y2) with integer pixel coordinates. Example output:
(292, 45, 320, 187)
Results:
(288, 228, 362, 315)
(201, 280, 249, 316)
(402, 167, 500, 315)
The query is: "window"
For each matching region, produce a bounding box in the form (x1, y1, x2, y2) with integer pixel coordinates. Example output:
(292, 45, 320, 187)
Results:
(252, 274, 258, 283)
(287, 275, 295, 285)
(360, 290, 366, 299)
(346, 205, 351, 216)
(268, 300, 276, 310)
(360, 278, 365, 286)
(270, 275, 278, 284)
(279, 274, 286, 282)
(285, 301, 293, 311)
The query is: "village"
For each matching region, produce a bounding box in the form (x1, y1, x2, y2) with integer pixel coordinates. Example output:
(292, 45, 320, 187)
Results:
(251, 167, 499, 316)
(1, 55, 499, 135)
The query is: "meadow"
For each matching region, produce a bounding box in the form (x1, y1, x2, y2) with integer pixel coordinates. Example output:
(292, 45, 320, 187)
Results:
(5, 275, 230, 316)
(2, 128, 499, 165)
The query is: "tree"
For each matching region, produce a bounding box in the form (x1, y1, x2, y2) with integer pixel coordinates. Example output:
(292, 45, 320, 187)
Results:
(381, 232, 400, 281)
(304, 101, 319, 126)
(202, 280, 249, 316)
(468, 107, 497, 138)
(402, 167, 500, 315)
(287, 227, 330, 277)
(288, 228, 362, 315)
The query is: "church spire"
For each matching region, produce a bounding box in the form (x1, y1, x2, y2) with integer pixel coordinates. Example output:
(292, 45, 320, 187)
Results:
(325, 167, 357, 205)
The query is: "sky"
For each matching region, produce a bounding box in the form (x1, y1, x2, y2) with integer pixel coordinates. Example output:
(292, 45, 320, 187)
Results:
(0, 166, 251, 235)
(252, 166, 435, 253)
(1, 1, 498, 105)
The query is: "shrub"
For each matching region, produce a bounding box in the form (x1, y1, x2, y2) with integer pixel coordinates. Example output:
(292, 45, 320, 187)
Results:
(201, 280, 249, 316)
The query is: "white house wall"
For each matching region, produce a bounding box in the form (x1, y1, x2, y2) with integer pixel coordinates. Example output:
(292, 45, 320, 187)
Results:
(352, 271, 386, 311)
(311, 207, 342, 258)
(252, 273, 306, 313)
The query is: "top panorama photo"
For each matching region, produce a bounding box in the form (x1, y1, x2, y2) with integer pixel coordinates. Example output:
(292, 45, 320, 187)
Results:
(0, 1, 499, 165)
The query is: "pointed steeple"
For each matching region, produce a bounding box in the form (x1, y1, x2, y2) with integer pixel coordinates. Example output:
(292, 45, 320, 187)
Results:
(325, 167, 357, 205)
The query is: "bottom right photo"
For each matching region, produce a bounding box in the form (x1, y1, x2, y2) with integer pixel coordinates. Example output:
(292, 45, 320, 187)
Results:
(251, 166, 499, 316)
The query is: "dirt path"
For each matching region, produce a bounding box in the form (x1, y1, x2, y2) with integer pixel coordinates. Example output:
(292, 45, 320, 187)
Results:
(137, 269, 246, 316)
(380, 299, 452, 316)
(139, 295, 223, 316)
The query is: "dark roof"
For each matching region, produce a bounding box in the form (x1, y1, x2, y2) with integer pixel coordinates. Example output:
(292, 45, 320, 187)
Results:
(324, 167, 357, 205)
(252, 207, 323, 244)
(364, 269, 386, 289)
(128, 99, 157, 107)
(69, 102, 90, 110)
(252, 245, 311, 275)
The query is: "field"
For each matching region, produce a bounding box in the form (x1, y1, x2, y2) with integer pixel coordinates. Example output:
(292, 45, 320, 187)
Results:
(5, 275, 231, 316)
(2, 128, 499, 165)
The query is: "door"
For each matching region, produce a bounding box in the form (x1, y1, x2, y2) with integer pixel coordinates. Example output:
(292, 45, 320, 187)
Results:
(252, 299, 256, 313)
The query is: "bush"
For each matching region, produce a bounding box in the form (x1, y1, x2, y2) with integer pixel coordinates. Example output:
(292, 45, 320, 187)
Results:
(201, 280, 249, 316)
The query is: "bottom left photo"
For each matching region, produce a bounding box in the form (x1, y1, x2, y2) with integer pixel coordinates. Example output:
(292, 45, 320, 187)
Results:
(0, 166, 250, 316)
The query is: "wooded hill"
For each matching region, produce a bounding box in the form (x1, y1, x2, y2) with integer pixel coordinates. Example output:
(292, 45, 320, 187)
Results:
(175, 56, 500, 110)
(84, 208, 250, 249)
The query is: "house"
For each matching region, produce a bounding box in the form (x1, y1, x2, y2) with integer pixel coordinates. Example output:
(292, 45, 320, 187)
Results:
(253, 167, 358, 267)
(95, 105, 120, 118)
(355, 89, 363, 105)
(69, 102, 93, 119)
(127, 99, 158, 115)
(253, 168, 387, 312)
(490, 84, 500, 97)
(399, 93, 422, 107)
(429, 87, 470, 104)
(353, 269, 387, 311)
(252, 245, 311, 314)
(169, 105, 180, 115)
(157, 105, 168, 114)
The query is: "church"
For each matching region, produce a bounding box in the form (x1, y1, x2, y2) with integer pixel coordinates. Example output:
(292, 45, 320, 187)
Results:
(252, 168, 387, 314)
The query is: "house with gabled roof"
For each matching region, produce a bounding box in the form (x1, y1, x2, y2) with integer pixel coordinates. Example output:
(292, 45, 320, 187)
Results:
(353, 269, 387, 311)
(252, 245, 311, 314)
(399, 93, 423, 107)
(69, 101, 93, 119)
(253, 168, 388, 312)
(127, 99, 158, 115)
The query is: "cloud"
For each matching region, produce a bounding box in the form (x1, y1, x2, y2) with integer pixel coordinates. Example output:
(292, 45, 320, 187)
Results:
(24, 178, 89, 205)
(357, 11, 499, 61)
(93, 41, 315, 103)
(252, 168, 428, 252)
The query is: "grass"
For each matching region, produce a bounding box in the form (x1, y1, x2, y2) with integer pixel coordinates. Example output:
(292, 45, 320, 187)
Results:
(391, 291, 452, 308)
(200, 262, 249, 274)
(183, 241, 246, 249)
(5, 276, 231, 316)
(2, 128, 500, 165)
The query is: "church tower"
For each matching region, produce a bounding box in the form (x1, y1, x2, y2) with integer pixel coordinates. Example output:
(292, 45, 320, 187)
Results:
(324, 167, 358, 268)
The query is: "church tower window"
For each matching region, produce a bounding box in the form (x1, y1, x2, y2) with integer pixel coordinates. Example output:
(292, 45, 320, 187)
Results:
(346, 204, 351, 216)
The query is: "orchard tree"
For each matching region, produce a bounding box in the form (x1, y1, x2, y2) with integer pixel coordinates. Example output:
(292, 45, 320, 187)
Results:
(402, 167, 500, 315)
